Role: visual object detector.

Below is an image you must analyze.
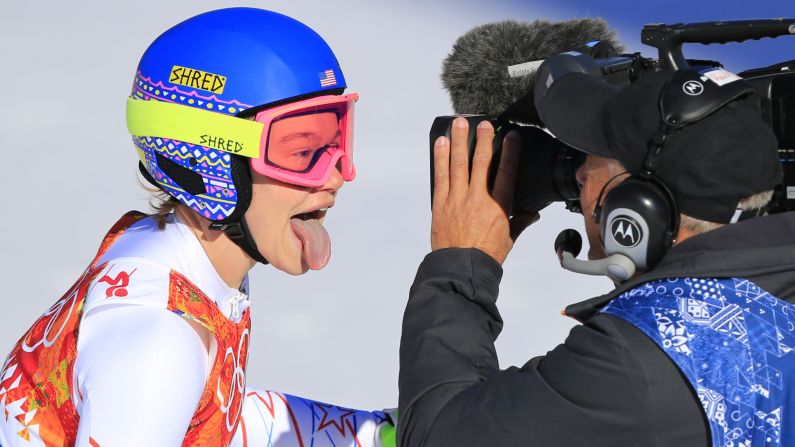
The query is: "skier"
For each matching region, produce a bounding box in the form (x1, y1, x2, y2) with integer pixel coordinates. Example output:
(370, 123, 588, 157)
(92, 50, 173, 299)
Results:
(0, 8, 395, 447)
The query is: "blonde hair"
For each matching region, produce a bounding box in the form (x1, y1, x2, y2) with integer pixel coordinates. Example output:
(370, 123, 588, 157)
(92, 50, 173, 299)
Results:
(150, 194, 182, 230)
(139, 173, 183, 230)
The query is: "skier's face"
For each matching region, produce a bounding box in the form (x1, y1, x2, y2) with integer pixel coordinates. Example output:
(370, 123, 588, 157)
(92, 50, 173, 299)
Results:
(244, 112, 344, 275)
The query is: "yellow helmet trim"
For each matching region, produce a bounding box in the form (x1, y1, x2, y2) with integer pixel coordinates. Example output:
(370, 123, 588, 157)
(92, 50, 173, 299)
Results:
(126, 97, 262, 159)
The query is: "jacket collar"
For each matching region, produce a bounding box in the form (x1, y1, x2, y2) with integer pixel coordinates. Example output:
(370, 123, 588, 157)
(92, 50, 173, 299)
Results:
(565, 212, 795, 322)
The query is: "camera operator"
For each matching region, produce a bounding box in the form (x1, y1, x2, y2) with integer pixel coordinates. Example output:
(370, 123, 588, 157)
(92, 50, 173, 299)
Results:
(398, 69, 795, 446)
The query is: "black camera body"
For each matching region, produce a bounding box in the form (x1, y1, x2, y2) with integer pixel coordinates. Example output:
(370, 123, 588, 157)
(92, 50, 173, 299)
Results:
(430, 18, 795, 214)
(429, 116, 583, 214)
(741, 62, 795, 212)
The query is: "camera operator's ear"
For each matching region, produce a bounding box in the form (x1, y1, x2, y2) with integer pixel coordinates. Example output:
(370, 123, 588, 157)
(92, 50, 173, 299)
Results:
(660, 69, 756, 127)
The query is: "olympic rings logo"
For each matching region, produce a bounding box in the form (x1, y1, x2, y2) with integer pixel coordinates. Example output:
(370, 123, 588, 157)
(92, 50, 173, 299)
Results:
(21, 269, 91, 353)
(217, 327, 249, 432)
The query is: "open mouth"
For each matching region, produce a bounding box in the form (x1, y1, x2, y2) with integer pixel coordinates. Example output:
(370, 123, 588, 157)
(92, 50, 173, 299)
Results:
(289, 207, 333, 270)
(293, 208, 328, 221)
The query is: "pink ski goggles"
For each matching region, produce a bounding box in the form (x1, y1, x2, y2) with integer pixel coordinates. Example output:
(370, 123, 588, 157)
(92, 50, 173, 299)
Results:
(250, 93, 359, 187)
(126, 93, 359, 188)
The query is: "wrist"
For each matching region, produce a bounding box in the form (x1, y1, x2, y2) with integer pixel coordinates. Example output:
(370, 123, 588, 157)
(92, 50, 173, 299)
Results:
(419, 248, 503, 303)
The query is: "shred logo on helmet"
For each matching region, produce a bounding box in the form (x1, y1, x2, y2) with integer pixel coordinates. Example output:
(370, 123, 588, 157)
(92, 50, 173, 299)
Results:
(169, 65, 227, 94)
(125, 7, 359, 263)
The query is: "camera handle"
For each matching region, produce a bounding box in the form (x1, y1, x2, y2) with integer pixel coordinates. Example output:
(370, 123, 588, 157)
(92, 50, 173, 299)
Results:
(642, 19, 795, 70)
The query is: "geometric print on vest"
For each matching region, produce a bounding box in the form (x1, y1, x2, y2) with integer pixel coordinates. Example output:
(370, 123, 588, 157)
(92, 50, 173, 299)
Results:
(601, 278, 795, 447)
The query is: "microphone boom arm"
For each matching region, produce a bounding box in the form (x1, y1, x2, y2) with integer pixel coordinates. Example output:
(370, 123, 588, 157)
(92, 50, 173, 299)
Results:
(555, 229, 636, 283)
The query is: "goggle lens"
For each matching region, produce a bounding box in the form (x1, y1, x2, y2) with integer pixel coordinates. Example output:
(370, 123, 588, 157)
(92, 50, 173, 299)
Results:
(264, 107, 344, 173)
(252, 93, 358, 186)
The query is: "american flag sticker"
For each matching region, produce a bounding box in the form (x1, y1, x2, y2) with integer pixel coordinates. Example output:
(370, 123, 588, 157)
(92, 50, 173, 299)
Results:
(319, 69, 337, 87)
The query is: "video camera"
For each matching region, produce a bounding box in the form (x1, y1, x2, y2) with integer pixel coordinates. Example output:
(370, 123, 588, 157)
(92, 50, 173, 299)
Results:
(430, 18, 795, 215)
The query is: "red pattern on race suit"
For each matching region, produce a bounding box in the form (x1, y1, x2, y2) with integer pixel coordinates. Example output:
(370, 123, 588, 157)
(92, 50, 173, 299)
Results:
(169, 270, 250, 447)
(0, 211, 251, 446)
(0, 212, 142, 446)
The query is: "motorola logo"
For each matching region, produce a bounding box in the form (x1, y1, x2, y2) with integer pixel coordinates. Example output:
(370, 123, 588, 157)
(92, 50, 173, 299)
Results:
(682, 80, 704, 96)
(611, 216, 643, 248)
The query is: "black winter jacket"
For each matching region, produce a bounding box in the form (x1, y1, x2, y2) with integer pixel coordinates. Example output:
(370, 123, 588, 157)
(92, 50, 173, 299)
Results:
(398, 212, 795, 446)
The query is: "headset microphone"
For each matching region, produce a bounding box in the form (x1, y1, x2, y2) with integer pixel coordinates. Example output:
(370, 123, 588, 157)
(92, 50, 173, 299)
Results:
(554, 229, 636, 283)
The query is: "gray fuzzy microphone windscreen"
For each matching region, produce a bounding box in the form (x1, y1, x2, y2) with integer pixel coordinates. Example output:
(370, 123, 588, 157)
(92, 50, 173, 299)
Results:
(441, 19, 623, 124)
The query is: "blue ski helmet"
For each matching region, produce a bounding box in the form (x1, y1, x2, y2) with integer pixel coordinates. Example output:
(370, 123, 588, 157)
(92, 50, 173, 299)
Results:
(127, 8, 348, 222)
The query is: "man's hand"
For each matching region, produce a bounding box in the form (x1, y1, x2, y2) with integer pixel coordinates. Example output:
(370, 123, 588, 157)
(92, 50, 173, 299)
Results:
(431, 117, 538, 264)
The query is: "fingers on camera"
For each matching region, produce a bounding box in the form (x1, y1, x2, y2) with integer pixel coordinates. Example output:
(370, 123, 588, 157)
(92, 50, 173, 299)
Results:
(433, 136, 451, 203)
(449, 117, 471, 193)
(471, 121, 495, 188)
(493, 131, 521, 209)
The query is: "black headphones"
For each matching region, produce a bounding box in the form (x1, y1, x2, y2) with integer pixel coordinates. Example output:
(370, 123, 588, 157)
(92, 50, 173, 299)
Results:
(593, 69, 756, 271)
(595, 134, 680, 271)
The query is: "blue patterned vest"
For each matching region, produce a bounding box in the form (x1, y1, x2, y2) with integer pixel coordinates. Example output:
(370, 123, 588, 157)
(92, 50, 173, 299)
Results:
(601, 277, 795, 447)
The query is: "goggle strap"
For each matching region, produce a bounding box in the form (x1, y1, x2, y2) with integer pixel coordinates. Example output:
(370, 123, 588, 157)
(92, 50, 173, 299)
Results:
(238, 88, 345, 118)
(126, 97, 263, 158)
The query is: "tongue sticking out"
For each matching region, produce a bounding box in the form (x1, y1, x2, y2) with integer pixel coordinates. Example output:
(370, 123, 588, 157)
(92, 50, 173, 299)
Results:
(290, 218, 331, 270)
